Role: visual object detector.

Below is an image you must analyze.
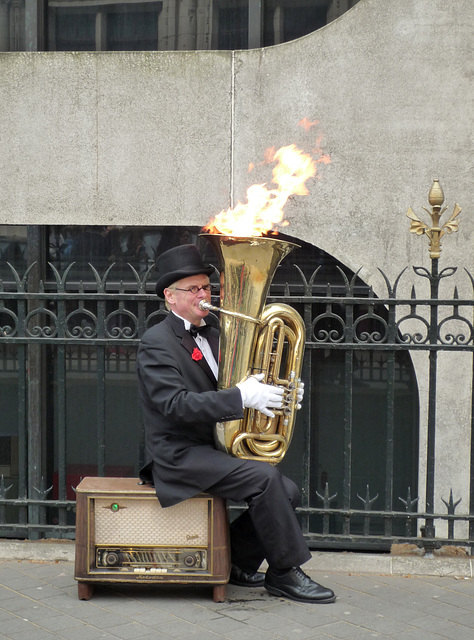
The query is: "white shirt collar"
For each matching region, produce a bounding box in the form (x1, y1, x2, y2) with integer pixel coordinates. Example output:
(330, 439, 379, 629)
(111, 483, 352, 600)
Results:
(172, 310, 206, 331)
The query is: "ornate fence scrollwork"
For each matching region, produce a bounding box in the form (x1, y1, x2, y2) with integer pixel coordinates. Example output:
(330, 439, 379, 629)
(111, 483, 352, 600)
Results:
(0, 251, 473, 553)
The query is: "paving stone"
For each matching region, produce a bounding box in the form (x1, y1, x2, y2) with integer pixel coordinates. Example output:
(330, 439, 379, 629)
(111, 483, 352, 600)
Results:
(437, 591, 474, 608)
(0, 588, 24, 603)
(415, 601, 470, 620)
(348, 633, 384, 640)
(225, 626, 276, 640)
(102, 621, 154, 639)
(0, 608, 15, 623)
(1, 576, 44, 590)
(271, 605, 338, 627)
(316, 621, 371, 638)
(149, 618, 209, 638)
(32, 593, 84, 611)
(46, 574, 76, 589)
(13, 605, 61, 623)
(178, 632, 224, 640)
(276, 621, 333, 639)
(357, 615, 413, 636)
(150, 600, 222, 624)
(89, 600, 157, 617)
(438, 626, 474, 640)
(57, 624, 117, 640)
(448, 611, 474, 628)
(0, 596, 48, 613)
(36, 614, 84, 632)
(196, 615, 251, 636)
(111, 608, 176, 627)
(117, 635, 169, 640)
(395, 630, 450, 640)
(63, 611, 131, 630)
(240, 611, 289, 630)
(16, 585, 64, 601)
(0, 616, 34, 635)
(6, 629, 59, 640)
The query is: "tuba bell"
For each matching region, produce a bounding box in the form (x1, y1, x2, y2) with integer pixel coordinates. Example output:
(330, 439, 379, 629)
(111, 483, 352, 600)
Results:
(200, 234, 305, 464)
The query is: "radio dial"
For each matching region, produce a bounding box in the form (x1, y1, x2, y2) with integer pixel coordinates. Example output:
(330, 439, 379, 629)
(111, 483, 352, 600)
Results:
(183, 554, 197, 567)
(104, 552, 120, 567)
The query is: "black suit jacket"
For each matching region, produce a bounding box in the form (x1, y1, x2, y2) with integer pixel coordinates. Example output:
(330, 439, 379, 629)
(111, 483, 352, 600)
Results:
(137, 311, 245, 507)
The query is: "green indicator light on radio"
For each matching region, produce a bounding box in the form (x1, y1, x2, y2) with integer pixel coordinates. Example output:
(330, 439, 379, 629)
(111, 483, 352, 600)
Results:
(111, 503, 120, 512)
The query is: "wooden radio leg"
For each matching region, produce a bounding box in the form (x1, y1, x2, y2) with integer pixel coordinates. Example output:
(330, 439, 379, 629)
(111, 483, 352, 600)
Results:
(78, 582, 94, 601)
(213, 584, 226, 602)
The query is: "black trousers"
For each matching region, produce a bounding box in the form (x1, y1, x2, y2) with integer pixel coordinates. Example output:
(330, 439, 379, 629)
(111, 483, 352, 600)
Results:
(207, 459, 311, 573)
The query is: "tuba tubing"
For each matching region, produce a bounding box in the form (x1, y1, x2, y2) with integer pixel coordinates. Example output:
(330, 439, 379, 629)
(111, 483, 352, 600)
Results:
(201, 234, 306, 465)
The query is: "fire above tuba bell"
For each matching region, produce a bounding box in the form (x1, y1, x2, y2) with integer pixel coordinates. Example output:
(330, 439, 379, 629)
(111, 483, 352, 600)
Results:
(200, 234, 305, 464)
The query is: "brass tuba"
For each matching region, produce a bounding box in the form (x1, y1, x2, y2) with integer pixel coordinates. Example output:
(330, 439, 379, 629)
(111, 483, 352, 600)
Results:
(200, 234, 305, 464)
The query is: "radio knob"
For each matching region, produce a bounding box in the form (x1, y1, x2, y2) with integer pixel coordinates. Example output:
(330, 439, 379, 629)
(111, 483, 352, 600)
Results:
(183, 554, 197, 567)
(104, 552, 120, 567)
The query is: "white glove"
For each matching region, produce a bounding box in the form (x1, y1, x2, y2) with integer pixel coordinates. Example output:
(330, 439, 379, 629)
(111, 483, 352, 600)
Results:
(236, 373, 284, 418)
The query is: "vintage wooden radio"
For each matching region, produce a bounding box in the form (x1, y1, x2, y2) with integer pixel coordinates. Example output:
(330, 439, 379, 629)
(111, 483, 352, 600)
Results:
(74, 477, 230, 602)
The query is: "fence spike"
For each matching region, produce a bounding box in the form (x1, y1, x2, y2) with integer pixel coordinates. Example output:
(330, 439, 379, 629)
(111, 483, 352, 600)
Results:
(357, 484, 379, 509)
(0, 475, 14, 498)
(441, 488, 462, 512)
(399, 486, 419, 511)
(316, 483, 337, 507)
(33, 478, 53, 499)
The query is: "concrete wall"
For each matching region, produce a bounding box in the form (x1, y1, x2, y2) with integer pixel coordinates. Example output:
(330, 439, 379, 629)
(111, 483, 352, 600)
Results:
(1, 1, 473, 277)
(1, 0, 473, 533)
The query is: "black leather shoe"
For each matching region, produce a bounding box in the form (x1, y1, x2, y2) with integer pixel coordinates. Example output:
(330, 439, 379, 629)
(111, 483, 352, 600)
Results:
(229, 564, 265, 587)
(264, 567, 336, 603)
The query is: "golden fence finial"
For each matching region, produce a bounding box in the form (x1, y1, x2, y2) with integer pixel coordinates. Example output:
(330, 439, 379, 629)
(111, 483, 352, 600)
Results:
(406, 180, 462, 259)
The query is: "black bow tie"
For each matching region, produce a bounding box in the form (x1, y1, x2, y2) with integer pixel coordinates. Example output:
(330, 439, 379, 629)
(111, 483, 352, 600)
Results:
(189, 324, 212, 338)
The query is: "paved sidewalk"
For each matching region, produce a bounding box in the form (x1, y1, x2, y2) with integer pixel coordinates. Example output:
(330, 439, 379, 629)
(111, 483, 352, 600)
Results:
(0, 552, 473, 639)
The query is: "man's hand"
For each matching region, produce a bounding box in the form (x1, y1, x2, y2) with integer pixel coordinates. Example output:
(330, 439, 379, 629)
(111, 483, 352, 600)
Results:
(237, 373, 284, 418)
(296, 381, 304, 410)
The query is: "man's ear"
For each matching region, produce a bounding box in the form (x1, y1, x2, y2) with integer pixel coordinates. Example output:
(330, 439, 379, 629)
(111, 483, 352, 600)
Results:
(163, 288, 175, 306)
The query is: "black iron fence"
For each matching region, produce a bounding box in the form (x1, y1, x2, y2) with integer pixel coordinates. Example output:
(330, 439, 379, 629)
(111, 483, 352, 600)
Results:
(0, 257, 473, 554)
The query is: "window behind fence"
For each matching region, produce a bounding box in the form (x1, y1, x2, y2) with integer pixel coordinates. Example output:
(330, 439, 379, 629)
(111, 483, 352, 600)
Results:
(0, 224, 424, 550)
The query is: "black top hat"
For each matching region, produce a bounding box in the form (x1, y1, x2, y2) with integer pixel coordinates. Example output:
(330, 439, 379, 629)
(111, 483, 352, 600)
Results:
(155, 244, 214, 298)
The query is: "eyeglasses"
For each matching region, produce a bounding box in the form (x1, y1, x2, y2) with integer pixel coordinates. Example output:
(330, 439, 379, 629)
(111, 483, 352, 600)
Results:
(172, 284, 215, 294)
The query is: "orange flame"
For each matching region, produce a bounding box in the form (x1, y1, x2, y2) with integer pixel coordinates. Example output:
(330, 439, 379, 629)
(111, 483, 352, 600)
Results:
(204, 142, 327, 237)
(298, 117, 319, 132)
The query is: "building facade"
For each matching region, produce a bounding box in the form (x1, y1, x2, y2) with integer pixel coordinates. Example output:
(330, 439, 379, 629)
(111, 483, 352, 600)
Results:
(0, 0, 473, 551)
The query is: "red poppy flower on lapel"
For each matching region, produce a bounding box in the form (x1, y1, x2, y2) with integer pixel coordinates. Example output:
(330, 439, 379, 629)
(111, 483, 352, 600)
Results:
(192, 348, 203, 361)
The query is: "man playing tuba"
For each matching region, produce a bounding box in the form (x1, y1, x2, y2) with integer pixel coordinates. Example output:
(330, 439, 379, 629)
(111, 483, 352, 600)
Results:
(137, 243, 335, 603)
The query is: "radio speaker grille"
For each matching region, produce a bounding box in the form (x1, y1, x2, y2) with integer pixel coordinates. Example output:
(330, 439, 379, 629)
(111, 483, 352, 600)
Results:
(94, 497, 209, 546)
